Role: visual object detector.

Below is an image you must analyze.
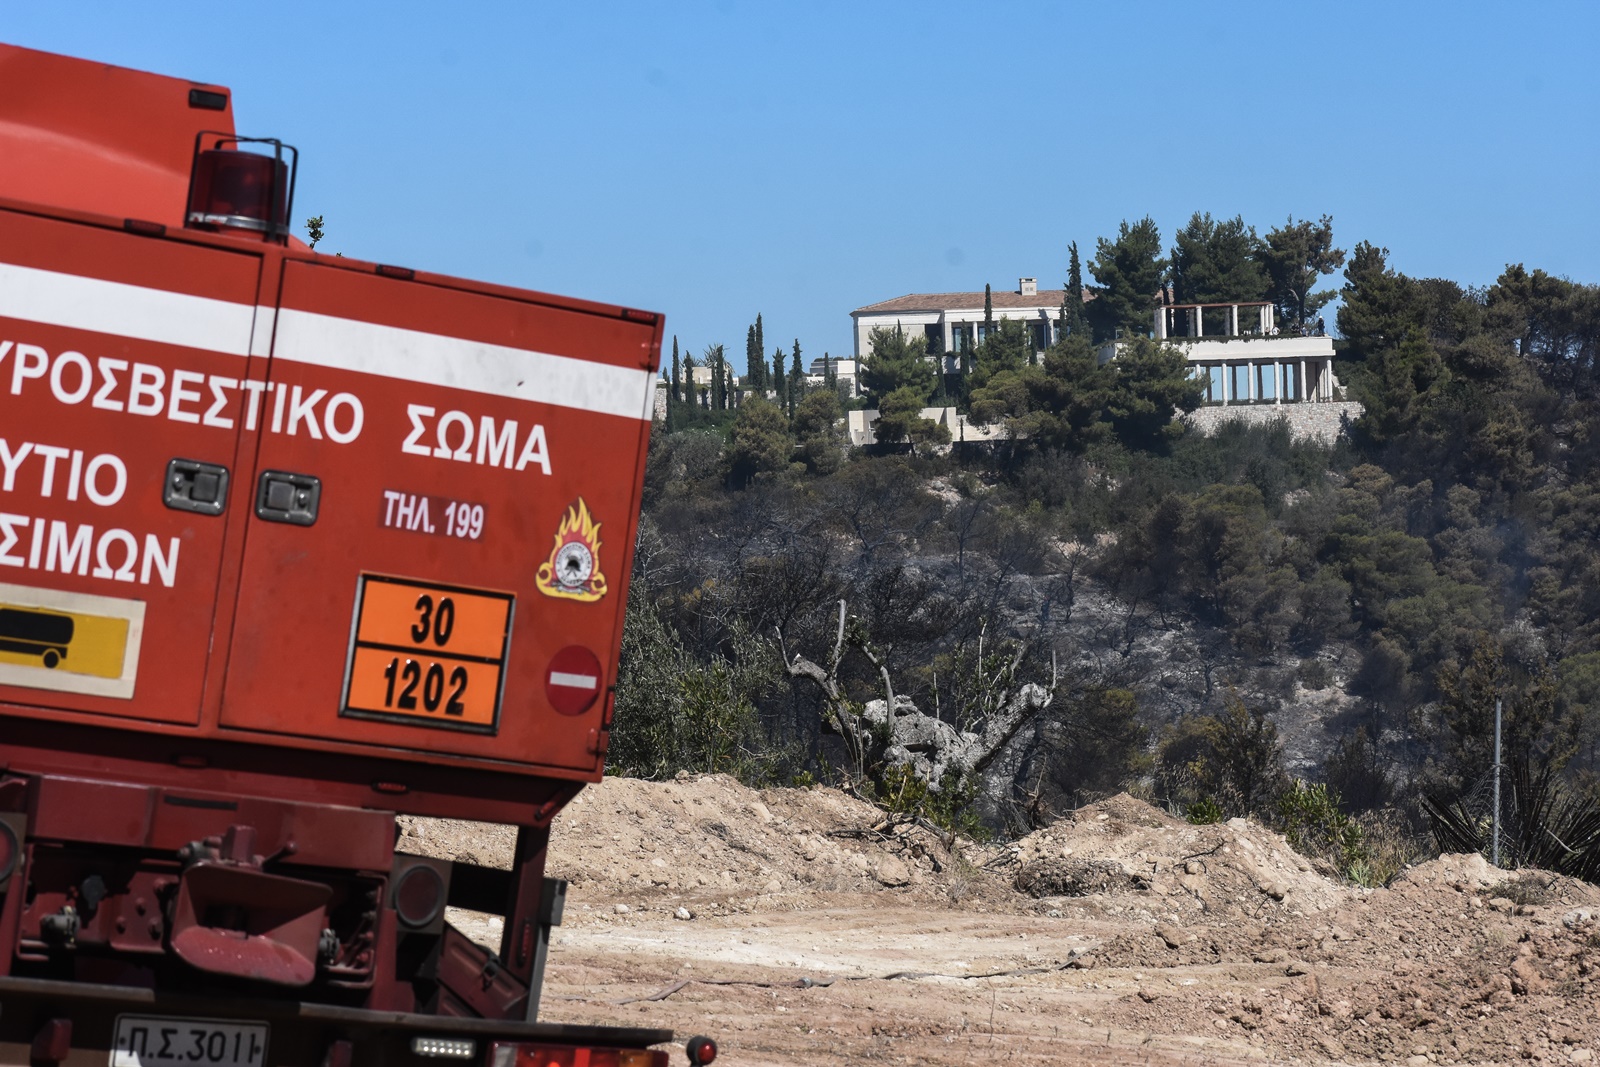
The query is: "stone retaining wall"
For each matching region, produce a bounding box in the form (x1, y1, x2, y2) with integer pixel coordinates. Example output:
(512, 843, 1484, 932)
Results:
(1183, 400, 1365, 445)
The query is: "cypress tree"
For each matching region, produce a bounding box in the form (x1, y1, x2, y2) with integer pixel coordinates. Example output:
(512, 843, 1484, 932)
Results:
(683, 350, 697, 409)
(745, 325, 758, 389)
(1059, 242, 1089, 340)
(670, 336, 681, 404)
(772, 347, 786, 408)
(984, 284, 993, 328)
(754, 313, 765, 377)
(789, 340, 803, 417)
(708, 344, 726, 411)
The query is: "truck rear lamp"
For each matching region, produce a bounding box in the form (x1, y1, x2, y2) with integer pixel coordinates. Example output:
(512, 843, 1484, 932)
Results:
(0, 819, 19, 884)
(411, 1037, 476, 1059)
(185, 133, 297, 241)
(685, 1036, 717, 1065)
(394, 864, 446, 929)
(489, 1044, 667, 1067)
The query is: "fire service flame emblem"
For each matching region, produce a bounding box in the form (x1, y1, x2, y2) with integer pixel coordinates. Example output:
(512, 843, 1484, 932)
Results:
(537, 498, 608, 602)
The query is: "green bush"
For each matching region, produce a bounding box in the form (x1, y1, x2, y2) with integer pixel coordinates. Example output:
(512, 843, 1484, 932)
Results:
(1296, 658, 1332, 691)
(1156, 695, 1288, 818)
(872, 764, 990, 841)
(1276, 779, 1367, 881)
(608, 586, 787, 783)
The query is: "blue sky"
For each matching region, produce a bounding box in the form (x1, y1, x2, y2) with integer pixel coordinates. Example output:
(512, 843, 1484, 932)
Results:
(6, 1, 1597, 372)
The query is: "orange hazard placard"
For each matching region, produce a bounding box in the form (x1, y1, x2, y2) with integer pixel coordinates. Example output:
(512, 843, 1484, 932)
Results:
(340, 575, 514, 733)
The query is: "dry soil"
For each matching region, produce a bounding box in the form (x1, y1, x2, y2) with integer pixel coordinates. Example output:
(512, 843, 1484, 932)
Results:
(398, 775, 1600, 1067)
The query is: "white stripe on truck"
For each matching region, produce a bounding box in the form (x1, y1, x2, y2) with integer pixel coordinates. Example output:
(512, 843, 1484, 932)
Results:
(0, 262, 657, 421)
(0, 262, 255, 355)
(273, 309, 657, 422)
(549, 671, 599, 690)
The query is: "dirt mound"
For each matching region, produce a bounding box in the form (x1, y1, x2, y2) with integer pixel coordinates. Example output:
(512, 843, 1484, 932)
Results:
(399, 772, 1001, 912)
(987, 793, 1348, 919)
(1105, 862, 1600, 1065)
(399, 777, 1600, 1065)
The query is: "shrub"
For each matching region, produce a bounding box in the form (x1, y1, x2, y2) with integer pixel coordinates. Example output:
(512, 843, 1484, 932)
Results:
(1277, 779, 1365, 879)
(609, 587, 786, 783)
(1297, 658, 1332, 691)
(1156, 694, 1288, 818)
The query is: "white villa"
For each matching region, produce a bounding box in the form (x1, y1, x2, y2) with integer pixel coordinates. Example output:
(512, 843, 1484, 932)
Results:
(842, 280, 1358, 444)
(805, 355, 860, 395)
(1111, 298, 1360, 442)
(851, 277, 1072, 372)
(1138, 299, 1342, 405)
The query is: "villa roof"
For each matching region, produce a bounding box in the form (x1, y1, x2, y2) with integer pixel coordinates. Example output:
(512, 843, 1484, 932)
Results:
(853, 289, 1092, 316)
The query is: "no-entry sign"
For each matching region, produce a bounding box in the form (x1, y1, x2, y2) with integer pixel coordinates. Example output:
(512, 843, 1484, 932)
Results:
(546, 645, 602, 716)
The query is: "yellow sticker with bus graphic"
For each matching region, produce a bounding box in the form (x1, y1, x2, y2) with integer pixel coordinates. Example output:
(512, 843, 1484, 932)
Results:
(0, 581, 144, 699)
(339, 574, 513, 734)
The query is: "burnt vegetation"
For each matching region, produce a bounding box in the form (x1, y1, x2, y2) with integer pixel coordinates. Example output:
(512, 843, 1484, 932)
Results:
(612, 215, 1600, 882)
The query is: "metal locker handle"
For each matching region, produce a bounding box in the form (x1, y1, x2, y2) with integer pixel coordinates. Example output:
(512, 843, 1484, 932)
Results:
(256, 470, 321, 526)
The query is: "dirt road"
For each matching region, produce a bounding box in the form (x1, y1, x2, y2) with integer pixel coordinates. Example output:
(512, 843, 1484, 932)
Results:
(405, 776, 1600, 1066)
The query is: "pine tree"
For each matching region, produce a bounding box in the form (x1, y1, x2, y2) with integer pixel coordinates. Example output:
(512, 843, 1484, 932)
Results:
(772, 347, 786, 409)
(860, 326, 937, 406)
(1169, 212, 1269, 307)
(1263, 215, 1345, 331)
(1087, 216, 1166, 343)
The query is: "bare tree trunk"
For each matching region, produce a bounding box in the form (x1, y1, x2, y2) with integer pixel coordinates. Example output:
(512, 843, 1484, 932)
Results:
(778, 600, 1055, 793)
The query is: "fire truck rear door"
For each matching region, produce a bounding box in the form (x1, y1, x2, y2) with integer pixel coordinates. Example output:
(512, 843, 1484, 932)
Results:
(218, 260, 656, 773)
(0, 209, 262, 724)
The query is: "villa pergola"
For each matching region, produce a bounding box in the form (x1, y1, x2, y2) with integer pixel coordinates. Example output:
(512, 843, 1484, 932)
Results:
(1152, 300, 1339, 405)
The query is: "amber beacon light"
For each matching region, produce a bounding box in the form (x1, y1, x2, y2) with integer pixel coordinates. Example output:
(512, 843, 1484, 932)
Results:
(185, 132, 297, 239)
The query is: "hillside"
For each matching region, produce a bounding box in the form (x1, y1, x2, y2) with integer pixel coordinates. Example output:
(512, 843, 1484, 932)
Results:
(625, 249, 1600, 854)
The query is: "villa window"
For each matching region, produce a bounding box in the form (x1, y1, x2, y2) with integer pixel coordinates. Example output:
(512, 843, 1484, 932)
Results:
(1231, 364, 1250, 402)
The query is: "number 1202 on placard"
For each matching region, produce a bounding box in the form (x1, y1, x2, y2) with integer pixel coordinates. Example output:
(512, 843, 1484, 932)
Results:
(340, 575, 513, 734)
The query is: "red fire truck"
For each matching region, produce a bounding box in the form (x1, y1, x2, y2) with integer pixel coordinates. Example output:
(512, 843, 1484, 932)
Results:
(0, 43, 713, 1067)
